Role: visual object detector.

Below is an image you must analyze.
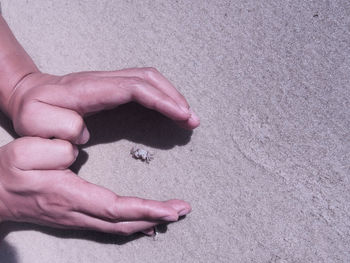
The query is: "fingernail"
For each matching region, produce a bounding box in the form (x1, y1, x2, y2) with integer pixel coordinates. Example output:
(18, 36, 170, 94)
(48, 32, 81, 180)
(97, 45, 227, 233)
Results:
(189, 109, 200, 123)
(161, 214, 179, 222)
(73, 146, 79, 158)
(179, 208, 191, 217)
(77, 127, 90, 145)
(179, 105, 190, 115)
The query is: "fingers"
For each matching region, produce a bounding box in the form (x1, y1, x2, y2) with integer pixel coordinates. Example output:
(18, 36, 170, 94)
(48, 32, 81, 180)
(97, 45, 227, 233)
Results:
(87, 68, 190, 109)
(163, 199, 192, 217)
(35, 69, 199, 131)
(82, 68, 200, 129)
(16, 100, 90, 145)
(37, 210, 160, 236)
(130, 80, 191, 121)
(27, 170, 191, 235)
(47, 171, 191, 222)
(67, 212, 160, 236)
(94, 220, 157, 236)
(40, 76, 191, 123)
(67, 180, 190, 222)
(141, 227, 155, 236)
(7, 137, 78, 170)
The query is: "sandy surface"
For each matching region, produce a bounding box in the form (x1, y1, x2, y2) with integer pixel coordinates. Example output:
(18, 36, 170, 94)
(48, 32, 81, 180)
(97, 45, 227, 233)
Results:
(0, 0, 349, 262)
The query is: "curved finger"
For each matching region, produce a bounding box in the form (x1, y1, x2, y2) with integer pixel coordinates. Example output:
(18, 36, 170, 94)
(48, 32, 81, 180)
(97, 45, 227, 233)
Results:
(81, 69, 200, 129)
(37, 76, 191, 122)
(130, 80, 191, 121)
(85, 68, 190, 109)
(6, 137, 78, 170)
(175, 109, 201, 130)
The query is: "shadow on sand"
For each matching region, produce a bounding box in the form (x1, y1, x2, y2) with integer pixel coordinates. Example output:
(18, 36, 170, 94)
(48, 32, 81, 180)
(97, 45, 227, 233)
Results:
(72, 103, 193, 172)
(0, 239, 18, 263)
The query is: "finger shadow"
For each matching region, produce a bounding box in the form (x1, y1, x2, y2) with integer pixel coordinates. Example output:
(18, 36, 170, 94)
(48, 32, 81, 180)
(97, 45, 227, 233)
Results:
(82, 103, 193, 150)
(70, 149, 89, 174)
(0, 221, 140, 245)
(0, 239, 18, 263)
(0, 224, 19, 263)
(0, 111, 18, 139)
(0, 219, 185, 246)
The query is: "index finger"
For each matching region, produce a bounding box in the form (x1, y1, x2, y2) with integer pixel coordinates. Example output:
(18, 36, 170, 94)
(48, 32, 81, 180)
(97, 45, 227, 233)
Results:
(69, 180, 191, 221)
(36, 76, 191, 122)
(80, 68, 201, 129)
(85, 68, 190, 109)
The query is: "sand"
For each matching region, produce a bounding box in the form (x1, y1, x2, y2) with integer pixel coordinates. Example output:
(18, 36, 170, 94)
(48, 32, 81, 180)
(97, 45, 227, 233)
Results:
(0, 0, 349, 262)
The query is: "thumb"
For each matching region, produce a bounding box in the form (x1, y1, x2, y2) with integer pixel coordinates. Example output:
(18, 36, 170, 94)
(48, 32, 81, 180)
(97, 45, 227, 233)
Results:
(76, 125, 90, 145)
(6, 137, 79, 170)
(15, 101, 90, 145)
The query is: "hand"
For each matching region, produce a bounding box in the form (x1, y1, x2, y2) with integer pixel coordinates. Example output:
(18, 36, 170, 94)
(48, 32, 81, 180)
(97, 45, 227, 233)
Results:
(6, 68, 200, 144)
(0, 137, 191, 235)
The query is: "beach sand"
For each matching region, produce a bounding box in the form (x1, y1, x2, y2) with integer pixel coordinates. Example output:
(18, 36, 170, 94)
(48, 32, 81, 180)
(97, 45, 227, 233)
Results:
(0, 0, 349, 262)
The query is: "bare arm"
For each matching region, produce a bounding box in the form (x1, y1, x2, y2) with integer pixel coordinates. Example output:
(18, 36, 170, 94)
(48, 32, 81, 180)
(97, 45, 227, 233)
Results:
(0, 15, 39, 114)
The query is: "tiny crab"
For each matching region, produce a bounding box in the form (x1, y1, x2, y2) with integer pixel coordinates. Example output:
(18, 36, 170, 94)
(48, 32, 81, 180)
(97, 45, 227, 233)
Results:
(130, 147, 154, 164)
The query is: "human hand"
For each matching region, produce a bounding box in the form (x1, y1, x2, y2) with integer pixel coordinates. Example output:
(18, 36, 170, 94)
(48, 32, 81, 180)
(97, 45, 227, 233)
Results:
(5, 68, 200, 145)
(0, 137, 191, 235)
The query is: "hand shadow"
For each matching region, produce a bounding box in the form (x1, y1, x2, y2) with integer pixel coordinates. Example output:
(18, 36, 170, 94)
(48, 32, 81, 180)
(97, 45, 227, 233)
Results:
(0, 239, 18, 263)
(0, 217, 187, 246)
(84, 102, 193, 149)
(72, 102, 193, 173)
(0, 221, 141, 245)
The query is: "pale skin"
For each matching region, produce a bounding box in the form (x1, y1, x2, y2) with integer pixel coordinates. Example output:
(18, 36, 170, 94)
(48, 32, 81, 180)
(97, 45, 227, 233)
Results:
(0, 15, 199, 236)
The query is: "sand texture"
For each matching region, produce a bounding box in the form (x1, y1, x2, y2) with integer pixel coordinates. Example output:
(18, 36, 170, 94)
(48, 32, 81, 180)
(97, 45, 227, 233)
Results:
(0, 0, 349, 262)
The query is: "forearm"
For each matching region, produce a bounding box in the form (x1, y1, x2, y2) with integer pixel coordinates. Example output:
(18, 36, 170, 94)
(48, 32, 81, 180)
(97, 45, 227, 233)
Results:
(0, 15, 39, 115)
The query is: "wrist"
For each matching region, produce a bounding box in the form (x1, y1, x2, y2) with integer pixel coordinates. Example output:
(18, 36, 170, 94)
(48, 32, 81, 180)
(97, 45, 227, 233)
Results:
(0, 52, 39, 116)
(0, 15, 39, 116)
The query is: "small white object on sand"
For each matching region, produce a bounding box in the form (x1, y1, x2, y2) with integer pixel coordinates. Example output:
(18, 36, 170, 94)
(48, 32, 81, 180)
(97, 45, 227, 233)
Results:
(130, 147, 154, 164)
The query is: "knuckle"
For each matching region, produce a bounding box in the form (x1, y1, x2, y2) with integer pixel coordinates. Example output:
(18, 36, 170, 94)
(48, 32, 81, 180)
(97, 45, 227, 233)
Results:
(105, 196, 121, 220)
(143, 67, 159, 80)
(150, 96, 164, 110)
(124, 77, 147, 98)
